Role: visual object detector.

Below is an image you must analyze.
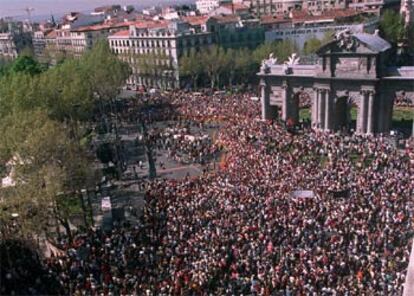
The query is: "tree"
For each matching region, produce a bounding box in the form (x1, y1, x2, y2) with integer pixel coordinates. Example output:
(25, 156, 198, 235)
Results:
(179, 49, 203, 89)
(321, 30, 335, 45)
(0, 110, 97, 240)
(82, 40, 131, 104)
(0, 57, 11, 78)
(274, 39, 298, 62)
(379, 10, 406, 45)
(9, 55, 43, 76)
(200, 45, 227, 89)
(39, 59, 94, 121)
(252, 40, 297, 65)
(234, 48, 255, 85)
(303, 37, 322, 55)
(224, 48, 236, 87)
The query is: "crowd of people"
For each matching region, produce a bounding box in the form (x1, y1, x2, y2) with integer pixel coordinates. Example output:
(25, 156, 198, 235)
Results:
(2, 90, 413, 295)
(152, 122, 218, 165)
(395, 94, 414, 107)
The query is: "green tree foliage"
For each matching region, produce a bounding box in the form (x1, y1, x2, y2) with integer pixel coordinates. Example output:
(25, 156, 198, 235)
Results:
(179, 49, 203, 89)
(0, 40, 128, 240)
(39, 59, 94, 121)
(0, 57, 11, 78)
(177, 40, 298, 89)
(321, 30, 335, 45)
(82, 40, 131, 103)
(200, 45, 228, 88)
(0, 111, 96, 239)
(379, 10, 406, 44)
(234, 48, 255, 85)
(303, 37, 322, 55)
(252, 40, 298, 65)
(9, 55, 44, 76)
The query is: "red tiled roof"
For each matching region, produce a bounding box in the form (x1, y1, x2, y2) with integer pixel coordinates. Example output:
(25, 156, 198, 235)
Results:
(182, 16, 209, 26)
(208, 14, 240, 24)
(71, 22, 130, 32)
(110, 30, 130, 37)
(292, 9, 361, 23)
(45, 30, 57, 38)
(260, 15, 291, 25)
(221, 3, 249, 11)
(133, 20, 169, 29)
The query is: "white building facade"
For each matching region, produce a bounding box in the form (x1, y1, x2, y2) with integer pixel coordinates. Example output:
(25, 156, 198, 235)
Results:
(0, 33, 18, 59)
(109, 21, 214, 89)
(196, 0, 225, 14)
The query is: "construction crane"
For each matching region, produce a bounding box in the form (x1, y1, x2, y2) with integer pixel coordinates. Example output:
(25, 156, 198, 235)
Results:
(23, 7, 34, 24)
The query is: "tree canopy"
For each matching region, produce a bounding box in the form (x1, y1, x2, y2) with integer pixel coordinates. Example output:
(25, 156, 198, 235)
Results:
(9, 55, 44, 76)
(0, 41, 128, 240)
(379, 9, 414, 46)
(178, 40, 298, 89)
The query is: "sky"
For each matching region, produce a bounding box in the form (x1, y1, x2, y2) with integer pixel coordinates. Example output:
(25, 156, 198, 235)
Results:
(0, 0, 191, 18)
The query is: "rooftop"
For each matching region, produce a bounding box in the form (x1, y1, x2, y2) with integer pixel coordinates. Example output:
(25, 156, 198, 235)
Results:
(208, 14, 240, 24)
(221, 3, 250, 11)
(291, 9, 363, 23)
(353, 33, 391, 52)
(182, 16, 209, 26)
(71, 21, 131, 32)
(110, 30, 130, 38)
(260, 15, 291, 25)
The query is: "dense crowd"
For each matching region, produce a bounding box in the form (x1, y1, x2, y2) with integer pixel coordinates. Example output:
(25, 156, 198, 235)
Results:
(152, 122, 219, 165)
(395, 94, 414, 107)
(3, 90, 413, 295)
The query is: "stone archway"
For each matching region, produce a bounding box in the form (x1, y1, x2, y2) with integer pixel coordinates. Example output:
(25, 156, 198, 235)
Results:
(334, 96, 349, 130)
(390, 91, 414, 136)
(283, 87, 313, 126)
(333, 95, 358, 131)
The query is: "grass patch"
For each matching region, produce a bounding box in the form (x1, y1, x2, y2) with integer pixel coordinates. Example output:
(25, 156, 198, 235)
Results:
(393, 107, 413, 121)
(300, 108, 311, 121)
(299, 107, 412, 123)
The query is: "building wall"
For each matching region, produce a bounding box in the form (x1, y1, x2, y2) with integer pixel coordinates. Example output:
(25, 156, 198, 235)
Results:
(109, 28, 214, 89)
(0, 33, 17, 59)
(245, 0, 397, 16)
(196, 0, 222, 14)
(246, 0, 304, 16)
(265, 17, 378, 49)
(0, 31, 32, 60)
(303, 0, 347, 14)
(401, 0, 414, 25)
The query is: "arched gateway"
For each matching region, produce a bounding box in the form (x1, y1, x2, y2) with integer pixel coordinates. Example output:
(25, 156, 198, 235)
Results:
(258, 30, 414, 135)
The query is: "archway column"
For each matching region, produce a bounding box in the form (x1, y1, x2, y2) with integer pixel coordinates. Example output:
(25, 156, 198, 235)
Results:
(281, 82, 290, 122)
(377, 92, 385, 134)
(311, 88, 319, 128)
(318, 89, 325, 129)
(324, 89, 333, 131)
(357, 90, 368, 134)
(261, 79, 271, 120)
(366, 90, 375, 134)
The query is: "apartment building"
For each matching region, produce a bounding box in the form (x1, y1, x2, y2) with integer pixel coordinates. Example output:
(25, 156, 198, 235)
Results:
(242, 0, 398, 16)
(108, 20, 214, 89)
(70, 23, 130, 58)
(196, 0, 233, 14)
(0, 22, 33, 60)
(0, 33, 18, 59)
(265, 9, 379, 48)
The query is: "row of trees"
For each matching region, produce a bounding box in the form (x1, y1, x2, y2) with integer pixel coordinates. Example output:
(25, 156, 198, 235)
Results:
(0, 41, 130, 240)
(379, 10, 414, 47)
(179, 34, 335, 89)
(179, 40, 300, 89)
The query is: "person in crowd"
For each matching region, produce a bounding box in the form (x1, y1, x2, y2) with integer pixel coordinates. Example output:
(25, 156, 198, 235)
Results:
(5, 90, 413, 295)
